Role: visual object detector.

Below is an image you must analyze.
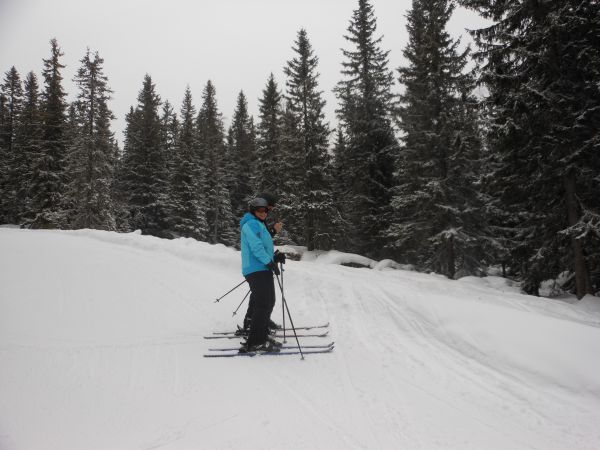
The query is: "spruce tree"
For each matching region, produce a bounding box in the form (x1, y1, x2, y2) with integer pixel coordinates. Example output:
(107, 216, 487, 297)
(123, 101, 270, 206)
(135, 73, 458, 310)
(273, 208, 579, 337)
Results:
(283, 28, 334, 250)
(160, 100, 178, 174)
(0, 93, 6, 138)
(334, 0, 398, 256)
(391, 0, 489, 278)
(66, 49, 116, 230)
(330, 127, 353, 250)
(15, 72, 43, 224)
(0, 67, 23, 224)
(276, 99, 304, 245)
(170, 86, 208, 239)
(459, 0, 600, 297)
(112, 109, 134, 232)
(255, 73, 284, 195)
(120, 75, 170, 236)
(159, 100, 179, 234)
(227, 90, 256, 217)
(29, 39, 69, 228)
(0, 93, 7, 223)
(197, 80, 236, 246)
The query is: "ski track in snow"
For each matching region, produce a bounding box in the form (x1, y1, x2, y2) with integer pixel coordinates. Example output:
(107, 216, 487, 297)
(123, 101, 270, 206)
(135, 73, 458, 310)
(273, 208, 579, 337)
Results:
(1, 229, 600, 450)
(305, 268, 530, 449)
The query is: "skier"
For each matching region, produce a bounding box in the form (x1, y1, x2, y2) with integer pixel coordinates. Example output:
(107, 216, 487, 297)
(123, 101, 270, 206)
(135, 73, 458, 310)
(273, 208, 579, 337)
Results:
(240, 192, 284, 334)
(239, 197, 286, 352)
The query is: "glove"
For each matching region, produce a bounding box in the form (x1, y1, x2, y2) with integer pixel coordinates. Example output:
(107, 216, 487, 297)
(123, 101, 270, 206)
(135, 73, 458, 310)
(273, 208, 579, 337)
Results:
(268, 261, 281, 276)
(274, 250, 286, 264)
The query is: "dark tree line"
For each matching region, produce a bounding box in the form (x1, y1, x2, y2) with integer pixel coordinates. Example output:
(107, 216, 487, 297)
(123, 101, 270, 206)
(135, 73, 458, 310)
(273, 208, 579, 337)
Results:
(1, 0, 599, 299)
(457, 0, 600, 298)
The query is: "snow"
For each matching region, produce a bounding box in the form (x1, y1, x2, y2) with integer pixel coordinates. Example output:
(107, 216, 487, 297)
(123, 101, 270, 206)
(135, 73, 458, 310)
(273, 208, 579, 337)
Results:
(282, 246, 414, 271)
(302, 249, 375, 267)
(1, 228, 600, 450)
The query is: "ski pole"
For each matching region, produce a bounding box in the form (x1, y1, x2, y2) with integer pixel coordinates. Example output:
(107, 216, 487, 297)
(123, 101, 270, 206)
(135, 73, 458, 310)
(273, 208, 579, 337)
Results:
(274, 271, 304, 359)
(214, 280, 246, 303)
(232, 290, 251, 316)
(281, 261, 287, 342)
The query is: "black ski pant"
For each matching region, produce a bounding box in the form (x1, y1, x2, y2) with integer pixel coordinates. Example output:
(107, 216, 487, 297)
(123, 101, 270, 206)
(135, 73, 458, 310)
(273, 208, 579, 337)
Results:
(244, 270, 276, 346)
(243, 274, 276, 329)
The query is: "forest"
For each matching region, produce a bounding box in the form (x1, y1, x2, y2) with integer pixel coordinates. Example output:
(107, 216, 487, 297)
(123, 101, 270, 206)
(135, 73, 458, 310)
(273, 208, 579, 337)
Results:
(1, 0, 599, 299)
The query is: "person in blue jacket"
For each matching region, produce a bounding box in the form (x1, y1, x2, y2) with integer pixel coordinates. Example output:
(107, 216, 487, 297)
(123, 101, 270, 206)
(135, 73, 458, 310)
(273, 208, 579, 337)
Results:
(240, 197, 285, 352)
(240, 192, 282, 334)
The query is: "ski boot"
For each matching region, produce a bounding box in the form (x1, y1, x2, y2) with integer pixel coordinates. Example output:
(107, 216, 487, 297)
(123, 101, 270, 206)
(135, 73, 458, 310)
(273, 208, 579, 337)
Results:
(239, 339, 280, 353)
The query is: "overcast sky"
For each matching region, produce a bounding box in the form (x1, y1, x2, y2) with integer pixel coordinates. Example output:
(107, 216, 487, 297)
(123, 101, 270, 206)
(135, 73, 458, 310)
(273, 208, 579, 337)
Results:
(0, 0, 489, 144)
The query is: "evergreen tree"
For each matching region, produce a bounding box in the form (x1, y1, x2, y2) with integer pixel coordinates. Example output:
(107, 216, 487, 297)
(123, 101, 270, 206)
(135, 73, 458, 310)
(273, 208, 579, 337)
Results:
(0, 93, 6, 138)
(276, 99, 304, 245)
(0, 67, 23, 224)
(283, 28, 334, 250)
(170, 86, 208, 239)
(459, 0, 600, 297)
(120, 75, 170, 236)
(334, 0, 398, 256)
(0, 93, 7, 181)
(160, 100, 178, 174)
(15, 72, 43, 224)
(227, 90, 256, 217)
(29, 39, 69, 228)
(390, 0, 489, 278)
(255, 73, 284, 195)
(0, 93, 7, 223)
(66, 49, 116, 230)
(197, 80, 236, 245)
(330, 126, 353, 249)
(61, 103, 78, 225)
(159, 99, 179, 234)
(112, 111, 133, 232)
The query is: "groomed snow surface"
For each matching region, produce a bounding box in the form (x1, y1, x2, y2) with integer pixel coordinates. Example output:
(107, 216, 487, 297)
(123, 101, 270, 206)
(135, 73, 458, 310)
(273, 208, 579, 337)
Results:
(1, 229, 599, 450)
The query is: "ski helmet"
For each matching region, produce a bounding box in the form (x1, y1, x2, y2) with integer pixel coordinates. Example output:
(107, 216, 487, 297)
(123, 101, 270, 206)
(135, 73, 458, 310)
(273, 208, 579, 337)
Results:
(257, 192, 277, 207)
(248, 197, 269, 212)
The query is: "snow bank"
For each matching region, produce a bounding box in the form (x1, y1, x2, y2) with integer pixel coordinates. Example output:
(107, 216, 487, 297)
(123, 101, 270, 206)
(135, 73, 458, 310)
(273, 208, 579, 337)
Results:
(291, 247, 414, 271)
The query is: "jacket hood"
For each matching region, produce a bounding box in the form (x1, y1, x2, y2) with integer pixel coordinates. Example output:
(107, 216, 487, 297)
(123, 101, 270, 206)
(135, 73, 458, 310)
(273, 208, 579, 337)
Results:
(240, 212, 257, 228)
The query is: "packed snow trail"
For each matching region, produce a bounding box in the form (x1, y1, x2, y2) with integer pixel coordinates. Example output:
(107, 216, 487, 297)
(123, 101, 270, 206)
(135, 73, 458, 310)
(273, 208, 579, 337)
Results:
(1, 229, 599, 450)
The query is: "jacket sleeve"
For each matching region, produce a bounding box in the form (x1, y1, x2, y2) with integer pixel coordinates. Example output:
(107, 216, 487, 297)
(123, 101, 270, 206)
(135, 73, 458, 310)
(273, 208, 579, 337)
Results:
(242, 222, 273, 265)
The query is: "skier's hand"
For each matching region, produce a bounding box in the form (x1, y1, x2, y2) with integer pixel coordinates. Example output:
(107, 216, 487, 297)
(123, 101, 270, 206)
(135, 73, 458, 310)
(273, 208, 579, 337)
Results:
(268, 261, 281, 276)
(274, 250, 286, 264)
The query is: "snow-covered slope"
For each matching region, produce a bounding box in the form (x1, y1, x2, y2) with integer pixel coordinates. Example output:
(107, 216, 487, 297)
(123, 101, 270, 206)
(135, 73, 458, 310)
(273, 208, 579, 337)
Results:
(1, 229, 599, 450)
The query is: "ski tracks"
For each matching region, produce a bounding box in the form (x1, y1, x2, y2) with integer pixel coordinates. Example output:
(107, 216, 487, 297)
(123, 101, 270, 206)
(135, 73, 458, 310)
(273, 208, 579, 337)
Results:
(372, 280, 596, 449)
(300, 266, 590, 449)
(303, 270, 410, 448)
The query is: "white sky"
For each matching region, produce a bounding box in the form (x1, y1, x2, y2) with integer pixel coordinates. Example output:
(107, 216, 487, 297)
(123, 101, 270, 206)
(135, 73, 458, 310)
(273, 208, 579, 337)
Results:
(0, 0, 488, 144)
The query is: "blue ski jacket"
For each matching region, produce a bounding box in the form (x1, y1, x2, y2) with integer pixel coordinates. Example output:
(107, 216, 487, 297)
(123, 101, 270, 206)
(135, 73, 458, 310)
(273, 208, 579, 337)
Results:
(240, 212, 274, 276)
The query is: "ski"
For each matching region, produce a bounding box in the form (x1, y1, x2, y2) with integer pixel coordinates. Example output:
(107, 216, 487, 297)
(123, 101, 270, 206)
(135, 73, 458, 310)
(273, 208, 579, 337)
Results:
(203, 347, 334, 358)
(208, 341, 335, 352)
(212, 322, 329, 335)
(203, 331, 329, 340)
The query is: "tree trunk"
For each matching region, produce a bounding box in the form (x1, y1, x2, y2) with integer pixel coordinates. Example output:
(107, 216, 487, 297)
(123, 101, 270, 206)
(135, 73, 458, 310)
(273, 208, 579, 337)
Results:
(446, 235, 456, 279)
(305, 210, 315, 251)
(213, 192, 219, 245)
(564, 174, 593, 299)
